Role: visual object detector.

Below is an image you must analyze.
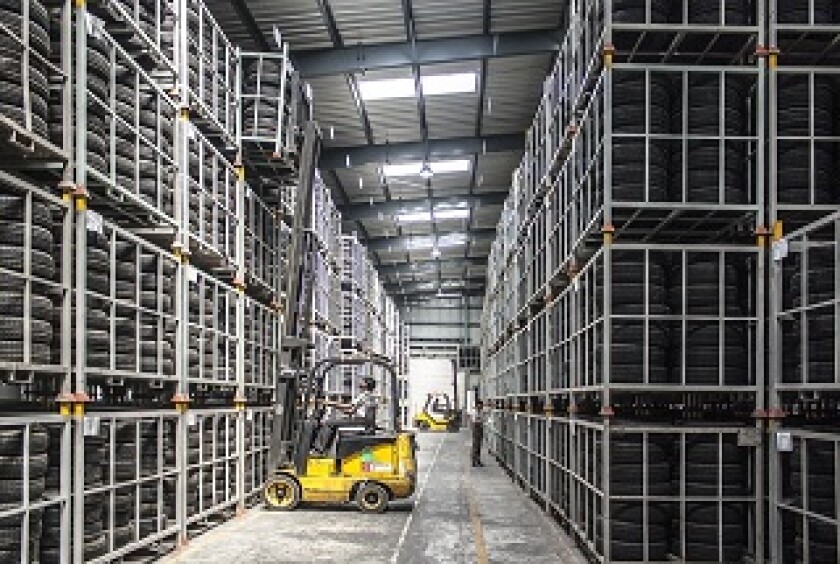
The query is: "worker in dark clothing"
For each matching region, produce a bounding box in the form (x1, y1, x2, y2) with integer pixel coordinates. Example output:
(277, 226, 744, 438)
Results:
(472, 400, 486, 467)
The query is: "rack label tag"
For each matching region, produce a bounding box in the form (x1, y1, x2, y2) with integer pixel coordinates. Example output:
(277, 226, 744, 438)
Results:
(83, 416, 100, 437)
(776, 432, 793, 452)
(772, 239, 789, 262)
(86, 211, 103, 234)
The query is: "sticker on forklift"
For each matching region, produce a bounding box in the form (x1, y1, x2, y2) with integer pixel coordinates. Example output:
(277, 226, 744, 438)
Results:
(361, 448, 374, 462)
(363, 462, 393, 473)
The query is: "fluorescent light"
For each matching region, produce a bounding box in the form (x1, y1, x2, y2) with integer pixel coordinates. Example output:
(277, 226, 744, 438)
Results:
(422, 73, 476, 96)
(359, 73, 477, 101)
(358, 78, 415, 101)
(434, 208, 469, 220)
(396, 211, 432, 223)
(383, 159, 471, 178)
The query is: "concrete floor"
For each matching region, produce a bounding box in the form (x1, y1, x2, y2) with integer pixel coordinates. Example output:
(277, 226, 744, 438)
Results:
(163, 432, 584, 563)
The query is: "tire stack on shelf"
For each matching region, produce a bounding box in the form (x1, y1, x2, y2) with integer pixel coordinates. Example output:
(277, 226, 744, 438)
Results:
(0, 194, 56, 365)
(0, 426, 48, 563)
(0, 0, 50, 138)
(681, 435, 748, 561)
(599, 436, 671, 562)
(668, 254, 748, 385)
(242, 59, 285, 140)
(782, 247, 835, 385)
(675, 74, 748, 204)
(611, 73, 670, 203)
(80, 434, 107, 561)
(596, 252, 670, 385)
(789, 440, 837, 564)
(776, 75, 837, 206)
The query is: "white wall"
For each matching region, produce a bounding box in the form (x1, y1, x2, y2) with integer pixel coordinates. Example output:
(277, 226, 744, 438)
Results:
(407, 356, 466, 426)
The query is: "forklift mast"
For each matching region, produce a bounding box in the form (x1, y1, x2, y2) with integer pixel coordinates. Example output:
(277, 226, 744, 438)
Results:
(269, 120, 322, 472)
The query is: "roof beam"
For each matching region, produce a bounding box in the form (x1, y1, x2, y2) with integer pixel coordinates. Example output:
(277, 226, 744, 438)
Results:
(365, 229, 495, 253)
(390, 287, 485, 298)
(339, 193, 506, 221)
(295, 30, 559, 77)
(320, 133, 522, 169)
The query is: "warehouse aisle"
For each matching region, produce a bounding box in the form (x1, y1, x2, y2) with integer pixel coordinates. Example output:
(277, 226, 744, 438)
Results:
(163, 432, 582, 563)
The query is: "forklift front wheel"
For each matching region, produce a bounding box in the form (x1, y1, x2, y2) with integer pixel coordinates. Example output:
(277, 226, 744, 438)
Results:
(264, 475, 301, 511)
(356, 482, 389, 513)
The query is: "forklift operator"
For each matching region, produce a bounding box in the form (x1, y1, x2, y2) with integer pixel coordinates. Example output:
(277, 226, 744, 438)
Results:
(325, 376, 379, 433)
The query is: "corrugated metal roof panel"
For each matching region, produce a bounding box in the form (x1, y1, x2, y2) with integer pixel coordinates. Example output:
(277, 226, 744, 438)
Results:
(490, 0, 565, 33)
(247, 0, 333, 50)
(412, 0, 484, 39)
(308, 75, 369, 147)
(483, 54, 550, 135)
(330, 0, 407, 45)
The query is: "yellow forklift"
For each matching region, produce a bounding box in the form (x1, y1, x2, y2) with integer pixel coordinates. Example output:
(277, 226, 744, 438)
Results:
(263, 122, 416, 513)
(263, 357, 417, 512)
(414, 392, 461, 432)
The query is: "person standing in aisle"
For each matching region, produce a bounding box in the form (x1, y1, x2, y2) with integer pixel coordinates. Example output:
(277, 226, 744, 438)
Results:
(472, 400, 487, 467)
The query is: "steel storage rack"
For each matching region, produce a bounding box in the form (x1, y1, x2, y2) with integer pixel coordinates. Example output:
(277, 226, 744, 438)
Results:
(480, 1, 770, 562)
(769, 210, 840, 564)
(764, 3, 840, 563)
(0, 0, 307, 561)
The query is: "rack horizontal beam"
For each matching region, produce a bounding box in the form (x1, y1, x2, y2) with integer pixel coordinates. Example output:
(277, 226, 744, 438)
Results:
(295, 30, 560, 77)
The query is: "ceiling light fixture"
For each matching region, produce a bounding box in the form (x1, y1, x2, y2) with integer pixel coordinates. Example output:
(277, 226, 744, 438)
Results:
(433, 208, 470, 220)
(383, 159, 471, 178)
(396, 211, 432, 223)
(419, 162, 434, 180)
(359, 72, 476, 101)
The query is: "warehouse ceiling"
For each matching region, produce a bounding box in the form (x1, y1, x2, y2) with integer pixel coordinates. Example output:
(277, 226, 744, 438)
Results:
(209, 0, 564, 300)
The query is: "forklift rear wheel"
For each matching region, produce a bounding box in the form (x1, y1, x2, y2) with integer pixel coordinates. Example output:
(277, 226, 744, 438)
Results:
(263, 475, 301, 511)
(417, 421, 429, 431)
(356, 482, 389, 513)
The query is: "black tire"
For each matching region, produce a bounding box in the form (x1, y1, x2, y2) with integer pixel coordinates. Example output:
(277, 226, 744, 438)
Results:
(263, 474, 300, 511)
(0, 427, 48, 456)
(0, 453, 48, 479)
(355, 482, 389, 513)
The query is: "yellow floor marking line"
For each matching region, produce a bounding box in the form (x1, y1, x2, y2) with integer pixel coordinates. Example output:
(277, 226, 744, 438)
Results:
(464, 451, 489, 564)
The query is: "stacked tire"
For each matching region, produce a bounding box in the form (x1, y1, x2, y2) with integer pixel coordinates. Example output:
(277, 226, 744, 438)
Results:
(598, 252, 670, 384)
(668, 255, 749, 385)
(784, 248, 836, 384)
(612, 0, 671, 23)
(777, 75, 838, 205)
(0, 0, 50, 138)
(611, 73, 670, 203)
(777, 0, 837, 24)
(113, 66, 176, 213)
(138, 252, 176, 376)
(242, 60, 285, 139)
(599, 435, 671, 561)
(688, 0, 752, 25)
(790, 441, 837, 563)
(0, 193, 56, 366)
(674, 74, 748, 204)
(0, 426, 48, 563)
(680, 435, 747, 562)
(189, 288, 216, 381)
